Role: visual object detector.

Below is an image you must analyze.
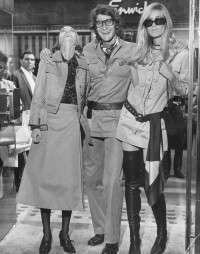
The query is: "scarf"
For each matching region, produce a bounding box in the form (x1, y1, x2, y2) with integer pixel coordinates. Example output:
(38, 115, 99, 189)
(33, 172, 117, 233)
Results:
(144, 112, 167, 206)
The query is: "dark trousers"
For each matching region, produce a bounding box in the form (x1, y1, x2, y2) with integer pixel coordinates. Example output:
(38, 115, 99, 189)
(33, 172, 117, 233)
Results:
(14, 151, 28, 192)
(166, 131, 186, 175)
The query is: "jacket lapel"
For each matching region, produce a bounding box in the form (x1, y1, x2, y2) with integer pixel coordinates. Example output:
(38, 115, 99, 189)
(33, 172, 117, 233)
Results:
(19, 69, 33, 95)
(95, 42, 106, 63)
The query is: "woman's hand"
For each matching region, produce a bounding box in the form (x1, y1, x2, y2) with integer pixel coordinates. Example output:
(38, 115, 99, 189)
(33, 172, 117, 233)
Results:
(159, 61, 176, 82)
(40, 48, 52, 63)
(32, 128, 42, 143)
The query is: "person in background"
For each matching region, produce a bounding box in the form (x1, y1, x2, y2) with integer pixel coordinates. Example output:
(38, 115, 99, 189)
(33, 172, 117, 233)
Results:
(0, 51, 15, 91)
(5, 55, 15, 81)
(0, 51, 16, 177)
(165, 95, 186, 179)
(13, 50, 36, 110)
(12, 50, 36, 192)
(116, 3, 189, 254)
(17, 26, 89, 254)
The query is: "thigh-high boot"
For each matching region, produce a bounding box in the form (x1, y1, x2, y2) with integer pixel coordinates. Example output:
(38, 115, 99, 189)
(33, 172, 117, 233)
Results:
(123, 150, 144, 254)
(151, 194, 167, 254)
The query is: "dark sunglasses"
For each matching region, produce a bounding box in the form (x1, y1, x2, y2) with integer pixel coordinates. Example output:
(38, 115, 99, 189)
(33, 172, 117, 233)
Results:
(143, 17, 166, 28)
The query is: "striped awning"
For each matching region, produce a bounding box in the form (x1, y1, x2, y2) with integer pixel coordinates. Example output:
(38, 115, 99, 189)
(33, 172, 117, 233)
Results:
(14, 32, 92, 60)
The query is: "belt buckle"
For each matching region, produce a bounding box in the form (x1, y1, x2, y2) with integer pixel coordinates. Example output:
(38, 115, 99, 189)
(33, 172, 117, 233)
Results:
(136, 114, 143, 122)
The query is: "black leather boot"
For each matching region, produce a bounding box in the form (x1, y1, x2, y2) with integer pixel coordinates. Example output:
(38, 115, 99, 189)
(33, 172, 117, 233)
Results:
(126, 186, 141, 254)
(123, 150, 144, 254)
(151, 194, 167, 254)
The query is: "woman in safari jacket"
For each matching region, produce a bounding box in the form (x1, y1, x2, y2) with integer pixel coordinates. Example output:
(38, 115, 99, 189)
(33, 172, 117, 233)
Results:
(17, 26, 90, 254)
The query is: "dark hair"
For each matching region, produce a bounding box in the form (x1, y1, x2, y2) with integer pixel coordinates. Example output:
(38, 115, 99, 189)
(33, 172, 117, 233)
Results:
(90, 4, 123, 41)
(0, 50, 8, 64)
(20, 50, 35, 60)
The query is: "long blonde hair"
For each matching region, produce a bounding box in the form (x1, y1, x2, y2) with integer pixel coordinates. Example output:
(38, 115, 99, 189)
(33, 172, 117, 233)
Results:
(130, 3, 175, 66)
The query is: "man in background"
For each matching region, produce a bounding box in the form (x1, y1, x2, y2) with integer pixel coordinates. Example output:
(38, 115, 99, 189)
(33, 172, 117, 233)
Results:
(13, 50, 36, 192)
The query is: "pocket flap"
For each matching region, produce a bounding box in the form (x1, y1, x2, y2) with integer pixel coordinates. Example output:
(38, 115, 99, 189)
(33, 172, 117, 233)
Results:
(46, 62, 60, 76)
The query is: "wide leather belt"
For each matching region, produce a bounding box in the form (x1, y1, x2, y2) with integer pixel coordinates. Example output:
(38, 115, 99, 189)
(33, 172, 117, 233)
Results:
(87, 101, 123, 119)
(88, 101, 123, 110)
(124, 100, 164, 123)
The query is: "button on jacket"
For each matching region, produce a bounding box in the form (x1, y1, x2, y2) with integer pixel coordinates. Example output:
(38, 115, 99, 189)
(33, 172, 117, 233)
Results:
(29, 50, 90, 140)
(83, 38, 137, 138)
(117, 49, 189, 149)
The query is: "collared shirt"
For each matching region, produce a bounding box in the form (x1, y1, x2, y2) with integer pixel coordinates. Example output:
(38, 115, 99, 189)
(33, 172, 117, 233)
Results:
(128, 48, 189, 116)
(83, 38, 137, 137)
(21, 66, 35, 93)
(116, 48, 189, 149)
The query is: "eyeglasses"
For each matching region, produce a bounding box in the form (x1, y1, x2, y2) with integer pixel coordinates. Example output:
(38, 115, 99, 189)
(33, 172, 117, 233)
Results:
(143, 17, 166, 28)
(95, 19, 114, 28)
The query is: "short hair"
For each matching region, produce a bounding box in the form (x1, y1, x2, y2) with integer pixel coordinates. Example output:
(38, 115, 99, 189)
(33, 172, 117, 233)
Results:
(90, 4, 122, 41)
(0, 50, 8, 64)
(20, 50, 35, 60)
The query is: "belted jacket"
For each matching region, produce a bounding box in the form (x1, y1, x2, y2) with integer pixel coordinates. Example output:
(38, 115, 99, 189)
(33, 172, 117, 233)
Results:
(29, 50, 90, 140)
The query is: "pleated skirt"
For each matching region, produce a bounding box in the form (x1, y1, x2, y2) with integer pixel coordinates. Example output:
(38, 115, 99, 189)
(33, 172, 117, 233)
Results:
(17, 104, 84, 210)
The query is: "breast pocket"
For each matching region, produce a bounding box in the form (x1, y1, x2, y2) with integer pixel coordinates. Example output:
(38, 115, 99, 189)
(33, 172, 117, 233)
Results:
(116, 58, 131, 77)
(87, 58, 99, 78)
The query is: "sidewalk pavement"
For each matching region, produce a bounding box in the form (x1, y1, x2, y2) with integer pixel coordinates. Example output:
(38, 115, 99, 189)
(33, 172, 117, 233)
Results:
(0, 178, 194, 254)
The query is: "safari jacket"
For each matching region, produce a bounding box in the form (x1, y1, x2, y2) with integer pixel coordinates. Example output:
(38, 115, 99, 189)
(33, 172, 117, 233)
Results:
(29, 50, 90, 141)
(83, 38, 137, 137)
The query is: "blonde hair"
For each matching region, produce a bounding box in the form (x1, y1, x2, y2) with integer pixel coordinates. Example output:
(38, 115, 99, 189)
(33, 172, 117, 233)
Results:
(130, 3, 175, 66)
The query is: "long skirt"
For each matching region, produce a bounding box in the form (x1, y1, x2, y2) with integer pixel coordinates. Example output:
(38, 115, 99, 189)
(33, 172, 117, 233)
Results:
(17, 104, 84, 210)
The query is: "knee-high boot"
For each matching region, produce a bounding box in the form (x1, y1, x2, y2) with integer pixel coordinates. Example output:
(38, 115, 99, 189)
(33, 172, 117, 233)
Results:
(123, 150, 144, 254)
(151, 194, 167, 254)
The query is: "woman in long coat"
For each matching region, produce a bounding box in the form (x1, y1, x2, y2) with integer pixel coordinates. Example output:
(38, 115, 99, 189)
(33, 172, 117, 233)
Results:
(17, 26, 90, 254)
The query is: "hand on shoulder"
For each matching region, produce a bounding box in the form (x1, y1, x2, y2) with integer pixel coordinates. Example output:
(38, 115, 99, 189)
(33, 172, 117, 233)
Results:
(40, 48, 52, 63)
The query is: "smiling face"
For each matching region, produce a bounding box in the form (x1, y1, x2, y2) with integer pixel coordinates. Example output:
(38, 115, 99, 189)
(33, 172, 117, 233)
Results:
(96, 14, 117, 45)
(59, 26, 77, 46)
(146, 9, 166, 40)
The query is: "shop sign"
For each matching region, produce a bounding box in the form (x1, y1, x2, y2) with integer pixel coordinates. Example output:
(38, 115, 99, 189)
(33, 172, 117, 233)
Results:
(109, 0, 148, 15)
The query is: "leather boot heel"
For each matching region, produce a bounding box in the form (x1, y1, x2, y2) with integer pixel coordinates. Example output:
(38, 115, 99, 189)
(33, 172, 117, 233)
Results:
(150, 233, 167, 254)
(129, 228, 141, 254)
(151, 194, 167, 254)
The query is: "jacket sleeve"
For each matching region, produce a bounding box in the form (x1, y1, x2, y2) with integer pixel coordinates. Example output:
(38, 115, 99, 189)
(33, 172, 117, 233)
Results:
(170, 49, 189, 96)
(29, 61, 47, 127)
(12, 72, 19, 88)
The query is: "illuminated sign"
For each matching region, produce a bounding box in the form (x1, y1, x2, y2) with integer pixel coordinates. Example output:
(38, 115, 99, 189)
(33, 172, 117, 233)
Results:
(109, 0, 148, 15)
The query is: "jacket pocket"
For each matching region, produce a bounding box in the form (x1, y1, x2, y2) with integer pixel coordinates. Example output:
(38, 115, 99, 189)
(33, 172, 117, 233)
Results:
(87, 58, 99, 78)
(46, 62, 61, 76)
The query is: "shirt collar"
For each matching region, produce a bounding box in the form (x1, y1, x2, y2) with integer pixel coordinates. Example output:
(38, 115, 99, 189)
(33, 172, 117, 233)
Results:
(21, 66, 32, 75)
